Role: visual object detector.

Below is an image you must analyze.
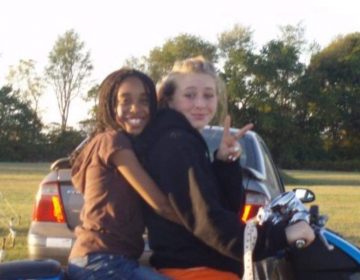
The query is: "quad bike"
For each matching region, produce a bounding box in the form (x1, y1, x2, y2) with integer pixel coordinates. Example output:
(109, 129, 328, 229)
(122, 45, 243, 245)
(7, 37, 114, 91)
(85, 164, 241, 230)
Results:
(251, 188, 360, 280)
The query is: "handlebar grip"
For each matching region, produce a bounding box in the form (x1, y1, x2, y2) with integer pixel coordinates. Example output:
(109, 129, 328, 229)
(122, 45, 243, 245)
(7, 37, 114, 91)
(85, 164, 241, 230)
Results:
(295, 239, 306, 249)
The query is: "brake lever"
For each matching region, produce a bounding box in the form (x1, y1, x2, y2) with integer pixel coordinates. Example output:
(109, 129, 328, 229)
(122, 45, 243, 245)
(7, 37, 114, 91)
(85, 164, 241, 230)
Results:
(315, 226, 334, 251)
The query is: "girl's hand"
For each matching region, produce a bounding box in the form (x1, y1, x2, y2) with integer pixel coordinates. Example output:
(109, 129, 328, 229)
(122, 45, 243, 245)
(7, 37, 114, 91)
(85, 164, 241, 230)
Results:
(285, 221, 316, 248)
(215, 115, 254, 162)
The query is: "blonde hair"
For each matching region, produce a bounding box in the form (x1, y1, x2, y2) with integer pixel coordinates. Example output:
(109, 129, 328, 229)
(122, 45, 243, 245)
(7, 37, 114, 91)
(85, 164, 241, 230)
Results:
(157, 56, 228, 125)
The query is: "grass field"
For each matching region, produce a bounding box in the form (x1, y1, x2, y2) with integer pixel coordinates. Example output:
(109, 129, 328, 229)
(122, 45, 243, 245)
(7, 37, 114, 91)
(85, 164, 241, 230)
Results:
(0, 162, 49, 261)
(283, 169, 360, 247)
(0, 163, 359, 262)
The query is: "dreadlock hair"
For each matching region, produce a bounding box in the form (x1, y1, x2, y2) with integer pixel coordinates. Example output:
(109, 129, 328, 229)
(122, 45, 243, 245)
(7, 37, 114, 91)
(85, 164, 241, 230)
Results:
(69, 68, 157, 165)
(96, 67, 157, 133)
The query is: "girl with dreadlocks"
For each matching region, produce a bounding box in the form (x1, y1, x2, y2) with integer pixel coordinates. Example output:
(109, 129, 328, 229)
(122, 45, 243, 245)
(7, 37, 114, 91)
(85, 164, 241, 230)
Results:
(67, 68, 175, 280)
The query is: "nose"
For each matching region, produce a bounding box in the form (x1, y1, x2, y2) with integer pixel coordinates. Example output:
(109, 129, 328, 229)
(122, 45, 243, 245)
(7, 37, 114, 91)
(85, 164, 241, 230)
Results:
(194, 96, 206, 108)
(129, 102, 140, 113)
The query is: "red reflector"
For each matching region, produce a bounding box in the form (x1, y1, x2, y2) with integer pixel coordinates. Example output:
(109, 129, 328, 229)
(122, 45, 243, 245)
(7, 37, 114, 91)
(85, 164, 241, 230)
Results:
(32, 183, 66, 223)
(240, 204, 263, 222)
(241, 205, 252, 222)
(239, 192, 268, 222)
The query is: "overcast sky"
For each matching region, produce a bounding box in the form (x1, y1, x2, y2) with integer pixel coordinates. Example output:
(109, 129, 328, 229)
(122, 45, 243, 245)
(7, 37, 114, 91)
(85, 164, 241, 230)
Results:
(1, 0, 359, 126)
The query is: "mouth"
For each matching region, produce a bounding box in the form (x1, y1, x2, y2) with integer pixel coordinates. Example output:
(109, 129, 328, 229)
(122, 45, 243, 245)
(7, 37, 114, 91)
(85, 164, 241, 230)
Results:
(127, 118, 143, 126)
(125, 116, 149, 132)
(191, 114, 207, 120)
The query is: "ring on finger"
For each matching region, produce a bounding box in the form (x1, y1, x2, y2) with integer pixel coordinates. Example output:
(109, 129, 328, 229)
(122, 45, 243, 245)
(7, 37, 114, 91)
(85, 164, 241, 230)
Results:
(233, 144, 241, 153)
(228, 155, 237, 161)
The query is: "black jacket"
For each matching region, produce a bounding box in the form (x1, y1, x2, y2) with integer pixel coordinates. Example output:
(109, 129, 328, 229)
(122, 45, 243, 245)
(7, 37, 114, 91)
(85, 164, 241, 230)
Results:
(136, 109, 287, 275)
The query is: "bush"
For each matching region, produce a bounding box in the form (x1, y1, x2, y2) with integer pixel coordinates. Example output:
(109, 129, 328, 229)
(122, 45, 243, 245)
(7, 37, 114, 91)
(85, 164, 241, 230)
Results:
(44, 128, 86, 161)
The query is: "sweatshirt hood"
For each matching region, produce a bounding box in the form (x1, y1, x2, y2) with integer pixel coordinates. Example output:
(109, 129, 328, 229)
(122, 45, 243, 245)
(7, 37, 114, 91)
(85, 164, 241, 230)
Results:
(135, 108, 208, 156)
(71, 136, 98, 193)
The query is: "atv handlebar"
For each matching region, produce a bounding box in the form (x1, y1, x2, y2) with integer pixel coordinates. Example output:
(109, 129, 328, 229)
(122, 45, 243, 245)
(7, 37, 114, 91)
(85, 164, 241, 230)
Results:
(257, 191, 333, 250)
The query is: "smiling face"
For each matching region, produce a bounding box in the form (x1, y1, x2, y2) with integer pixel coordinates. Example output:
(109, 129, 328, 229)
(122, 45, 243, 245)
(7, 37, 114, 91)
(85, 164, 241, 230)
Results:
(115, 76, 150, 135)
(168, 73, 218, 130)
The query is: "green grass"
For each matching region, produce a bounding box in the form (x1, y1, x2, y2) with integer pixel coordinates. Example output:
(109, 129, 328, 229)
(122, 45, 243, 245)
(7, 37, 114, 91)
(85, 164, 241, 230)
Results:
(0, 163, 359, 263)
(0, 162, 50, 261)
(284, 169, 360, 246)
(282, 169, 360, 186)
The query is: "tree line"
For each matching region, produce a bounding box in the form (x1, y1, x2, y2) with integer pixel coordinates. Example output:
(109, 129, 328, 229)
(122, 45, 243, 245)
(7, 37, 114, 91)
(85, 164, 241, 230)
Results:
(1, 24, 359, 170)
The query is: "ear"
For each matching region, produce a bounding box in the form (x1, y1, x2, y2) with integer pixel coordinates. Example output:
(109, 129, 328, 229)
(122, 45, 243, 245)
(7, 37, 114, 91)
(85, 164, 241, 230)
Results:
(166, 97, 174, 109)
(158, 95, 171, 109)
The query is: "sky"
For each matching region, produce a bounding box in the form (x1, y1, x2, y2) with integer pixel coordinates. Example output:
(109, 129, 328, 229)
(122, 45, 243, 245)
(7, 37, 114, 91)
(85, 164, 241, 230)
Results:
(1, 0, 359, 127)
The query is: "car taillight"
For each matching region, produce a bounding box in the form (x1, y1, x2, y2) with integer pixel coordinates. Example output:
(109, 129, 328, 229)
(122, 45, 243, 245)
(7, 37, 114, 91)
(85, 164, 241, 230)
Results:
(240, 191, 268, 222)
(32, 183, 66, 223)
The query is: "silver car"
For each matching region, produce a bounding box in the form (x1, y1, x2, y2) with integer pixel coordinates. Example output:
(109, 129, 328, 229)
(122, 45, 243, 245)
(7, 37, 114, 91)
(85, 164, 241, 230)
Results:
(28, 126, 285, 265)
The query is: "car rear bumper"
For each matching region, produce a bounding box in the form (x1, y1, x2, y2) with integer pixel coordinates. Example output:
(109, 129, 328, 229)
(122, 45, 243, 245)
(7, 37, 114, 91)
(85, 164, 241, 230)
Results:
(28, 221, 75, 265)
(28, 222, 152, 265)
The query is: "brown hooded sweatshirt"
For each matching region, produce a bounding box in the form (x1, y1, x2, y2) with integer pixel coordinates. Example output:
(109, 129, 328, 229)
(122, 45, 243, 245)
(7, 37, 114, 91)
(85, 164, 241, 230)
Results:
(69, 130, 145, 260)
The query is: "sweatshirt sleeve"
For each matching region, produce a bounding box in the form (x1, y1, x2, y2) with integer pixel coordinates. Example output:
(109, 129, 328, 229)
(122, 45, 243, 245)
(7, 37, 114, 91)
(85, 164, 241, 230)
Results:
(212, 155, 245, 213)
(149, 131, 287, 261)
(100, 131, 132, 165)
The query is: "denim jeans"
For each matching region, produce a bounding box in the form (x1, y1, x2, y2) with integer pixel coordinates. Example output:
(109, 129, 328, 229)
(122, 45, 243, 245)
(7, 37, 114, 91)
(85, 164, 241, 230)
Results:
(67, 253, 170, 280)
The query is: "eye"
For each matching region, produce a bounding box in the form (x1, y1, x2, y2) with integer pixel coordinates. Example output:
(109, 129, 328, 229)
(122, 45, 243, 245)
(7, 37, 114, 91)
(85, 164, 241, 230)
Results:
(184, 91, 196, 99)
(139, 96, 150, 105)
(204, 92, 215, 99)
(117, 97, 131, 106)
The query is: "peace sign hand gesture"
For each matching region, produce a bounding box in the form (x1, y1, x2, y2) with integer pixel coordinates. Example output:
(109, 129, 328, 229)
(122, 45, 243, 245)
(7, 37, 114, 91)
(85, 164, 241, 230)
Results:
(215, 115, 254, 162)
